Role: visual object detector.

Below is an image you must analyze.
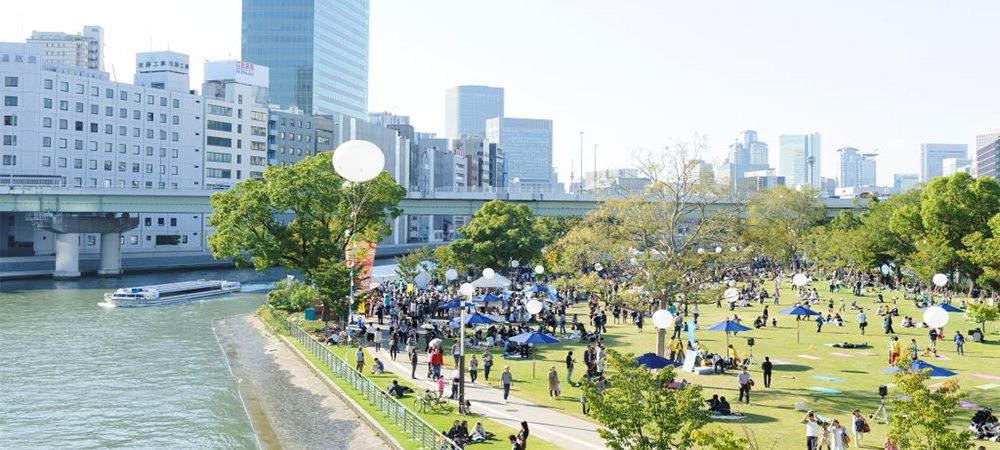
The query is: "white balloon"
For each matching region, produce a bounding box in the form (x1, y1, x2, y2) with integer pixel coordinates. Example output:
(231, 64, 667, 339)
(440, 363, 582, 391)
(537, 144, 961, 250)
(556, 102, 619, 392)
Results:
(715, 246, 722, 253)
(724, 288, 740, 302)
(923, 305, 949, 328)
(510, 259, 520, 268)
(697, 248, 706, 254)
(445, 269, 458, 281)
(526, 299, 543, 315)
(652, 310, 675, 329)
(792, 273, 809, 287)
(594, 263, 603, 272)
(459, 283, 475, 297)
(332, 140, 385, 182)
(534, 265, 544, 274)
(483, 268, 495, 279)
(932, 273, 948, 287)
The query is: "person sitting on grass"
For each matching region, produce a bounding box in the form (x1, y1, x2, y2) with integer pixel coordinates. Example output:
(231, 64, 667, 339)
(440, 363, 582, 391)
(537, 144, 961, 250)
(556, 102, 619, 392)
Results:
(470, 421, 493, 443)
(387, 380, 412, 398)
(370, 357, 385, 375)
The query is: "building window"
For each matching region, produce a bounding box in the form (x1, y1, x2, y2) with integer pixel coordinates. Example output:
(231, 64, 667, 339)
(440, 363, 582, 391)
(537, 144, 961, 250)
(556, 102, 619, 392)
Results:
(43, 117, 52, 128)
(172, 99, 179, 108)
(208, 104, 232, 116)
(2, 115, 15, 126)
(207, 120, 232, 132)
(43, 98, 52, 109)
(206, 136, 232, 147)
(42, 156, 51, 166)
(3, 96, 17, 107)
(251, 111, 266, 122)
(2, 135, 16, 146)
(129, 235, 138, 245)
(170, 218, 177, 226)
(144, 217, 152, 226)
(3, 76, 17, 87)
(1, 155, 15, 165)
(206, 168, 231, 179)
(206, 152, 232, 163)
(250, 141, 266, 151)
(44, 79, 53, 90)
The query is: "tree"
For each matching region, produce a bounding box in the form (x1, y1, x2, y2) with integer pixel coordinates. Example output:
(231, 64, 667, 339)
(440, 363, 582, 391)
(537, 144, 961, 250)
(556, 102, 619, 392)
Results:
(395, 245, 434, 283)
(965, 302, 1000, 334)
(887, 369, 973, 450)
(744, 185, 825, 268)
(447, 200, 544, 270)
(208, 153, 405, 319)
(583, 350, 711, 450)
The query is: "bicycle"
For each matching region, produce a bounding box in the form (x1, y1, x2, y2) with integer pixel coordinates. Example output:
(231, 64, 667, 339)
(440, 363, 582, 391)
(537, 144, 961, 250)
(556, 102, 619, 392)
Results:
(414, 389, 447, 414)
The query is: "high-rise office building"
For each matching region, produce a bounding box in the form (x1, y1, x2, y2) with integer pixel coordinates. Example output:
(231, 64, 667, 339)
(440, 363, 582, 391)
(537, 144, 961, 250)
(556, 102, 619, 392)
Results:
(942, 157, 972, 176)
(976, 128, 1000, 179)
(134, 51, 191, 93)
(919, 143, 967, 182)
(201, 60, 271, 189)
(719, 130, 769, 192)
(837, 147, 877, 190)
(26, 26, 104, 71)
(241, 0, 369, 119)
(445, 85, 504, 139)
(368, 111, 410, 127)
(778, 133, 822, 188)
(485, 117, 551, 187)
(893, 173, 919, 193)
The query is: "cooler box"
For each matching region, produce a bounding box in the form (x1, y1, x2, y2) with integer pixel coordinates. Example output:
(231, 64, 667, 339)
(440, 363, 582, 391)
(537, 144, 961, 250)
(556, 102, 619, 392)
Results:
(304, 308, 317, 320)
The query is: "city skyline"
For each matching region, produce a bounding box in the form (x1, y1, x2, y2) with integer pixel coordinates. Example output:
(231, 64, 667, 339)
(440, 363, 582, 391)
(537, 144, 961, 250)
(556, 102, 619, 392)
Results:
(3, 0, 998, 187)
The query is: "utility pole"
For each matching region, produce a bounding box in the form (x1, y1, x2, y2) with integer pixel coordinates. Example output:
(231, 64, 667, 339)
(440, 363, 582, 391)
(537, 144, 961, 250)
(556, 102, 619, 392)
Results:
(579, 131, 584, 193)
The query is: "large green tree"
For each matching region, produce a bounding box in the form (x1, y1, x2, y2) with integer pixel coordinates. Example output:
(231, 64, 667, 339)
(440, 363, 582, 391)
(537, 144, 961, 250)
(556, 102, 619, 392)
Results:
(744, 186, 826, 268)
(447, 200, 545, 271)
(888, 369, 973, 450)
(208, 152, 405, 317)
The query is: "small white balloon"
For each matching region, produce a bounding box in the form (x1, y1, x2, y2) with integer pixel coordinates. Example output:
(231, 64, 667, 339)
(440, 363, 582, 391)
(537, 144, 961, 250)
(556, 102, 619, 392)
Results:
(923, 305, 949, 328)
(332, 140, 385, 182)
(445, 269, 458, 281)
(526, 299, 543, 315)
(652, 310, 675, 329)
(697, 248, 706, 254)
(932, 273, 948, 287)
(594, 263, 603, 272)
(730, 246, 738, 253)
(715, 246, 722, 253)
(483, 268, 495, 279)
(459, 283, 475, 297)
(510, 259, 520, 268)
(724, 288, 740, 302)
(792, 273, 809, 287)
(534, 265, 544, 274)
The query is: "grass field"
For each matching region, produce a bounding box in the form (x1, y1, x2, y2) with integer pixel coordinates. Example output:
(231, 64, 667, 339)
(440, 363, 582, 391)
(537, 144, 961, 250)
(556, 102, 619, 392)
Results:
(469, 280, 1000, 449)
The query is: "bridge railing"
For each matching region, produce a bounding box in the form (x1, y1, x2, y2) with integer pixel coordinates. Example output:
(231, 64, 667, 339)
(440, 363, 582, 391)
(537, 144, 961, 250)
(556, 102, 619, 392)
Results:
(267, 309, 461, 450)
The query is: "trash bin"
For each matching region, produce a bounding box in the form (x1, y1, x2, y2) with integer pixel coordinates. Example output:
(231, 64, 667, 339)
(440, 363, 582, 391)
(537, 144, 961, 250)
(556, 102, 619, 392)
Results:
(304, 307, 316, 320)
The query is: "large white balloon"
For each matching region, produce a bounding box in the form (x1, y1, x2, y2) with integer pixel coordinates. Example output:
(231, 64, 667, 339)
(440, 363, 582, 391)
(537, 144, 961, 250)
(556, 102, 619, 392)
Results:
(594, 263, 604, 272)
(724, 288, 740, 302)
(652, 310, 675, 329)
(459, 282, 475, 297)
(510, 260, 520, 268)
(332, 140, 385, 182)
(792, 273, 809, 287)
(534, 265, 545, 274)
(932, 273, 948, 287)
(715, 246, 723, 254)
(923, 305, 949, 328)
(445, 269, 458, 281)
(483, 268, 495, 279)
(525, 299, 543, 315)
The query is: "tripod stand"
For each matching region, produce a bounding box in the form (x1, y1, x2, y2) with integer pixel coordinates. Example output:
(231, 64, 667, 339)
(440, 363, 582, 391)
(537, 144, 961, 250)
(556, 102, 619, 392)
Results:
(872, 398, 889, 424)
(745, 345, 756, 366)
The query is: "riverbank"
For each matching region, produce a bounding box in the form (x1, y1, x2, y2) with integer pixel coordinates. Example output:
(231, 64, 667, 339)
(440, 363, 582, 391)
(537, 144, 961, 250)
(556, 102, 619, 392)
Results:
(213, 314, 390, 450)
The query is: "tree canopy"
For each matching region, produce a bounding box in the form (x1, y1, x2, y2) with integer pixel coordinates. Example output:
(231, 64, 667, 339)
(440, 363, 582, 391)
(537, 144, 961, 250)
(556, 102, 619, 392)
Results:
(447, 200, 546, 271)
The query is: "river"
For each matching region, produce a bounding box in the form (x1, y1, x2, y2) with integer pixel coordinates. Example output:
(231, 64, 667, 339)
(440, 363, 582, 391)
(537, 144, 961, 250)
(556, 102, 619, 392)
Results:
(0, 268, 286, 450)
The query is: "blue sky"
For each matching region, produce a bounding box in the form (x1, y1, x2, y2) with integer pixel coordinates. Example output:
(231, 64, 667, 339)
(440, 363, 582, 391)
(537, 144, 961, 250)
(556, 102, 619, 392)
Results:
(5, 0, 998, 186)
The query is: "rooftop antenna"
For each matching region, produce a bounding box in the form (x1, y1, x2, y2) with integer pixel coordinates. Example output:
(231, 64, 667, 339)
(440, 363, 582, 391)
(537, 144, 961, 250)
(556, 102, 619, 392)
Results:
(111, 65, 117, 82)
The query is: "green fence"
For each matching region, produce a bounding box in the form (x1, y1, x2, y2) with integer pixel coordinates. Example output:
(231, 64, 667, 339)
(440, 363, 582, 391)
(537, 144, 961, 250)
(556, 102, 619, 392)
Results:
(268, 309, 461, 450)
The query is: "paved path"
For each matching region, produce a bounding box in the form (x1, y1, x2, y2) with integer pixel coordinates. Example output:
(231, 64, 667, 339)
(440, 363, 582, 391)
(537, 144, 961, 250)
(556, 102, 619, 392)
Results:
(367, 345, 606, 450)
(214, 315, 389, 450)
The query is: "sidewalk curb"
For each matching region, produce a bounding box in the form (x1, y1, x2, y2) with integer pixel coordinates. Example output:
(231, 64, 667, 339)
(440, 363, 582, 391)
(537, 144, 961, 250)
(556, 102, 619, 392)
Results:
(265, 320, 406, 450)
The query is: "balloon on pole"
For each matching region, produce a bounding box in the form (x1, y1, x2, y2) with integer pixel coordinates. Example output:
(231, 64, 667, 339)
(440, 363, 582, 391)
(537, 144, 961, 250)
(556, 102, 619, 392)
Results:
(510, 260, 520, 268)
(724, 288, 740, 302)
(332, 140, 384, 182)
(932, 273, 948, 287)
(923, 305, 949, 328)
(445, 269, 458, 281)
(483, 268, 495, 279)
(459, 283, 475, 297)
(792, 273, 809, 287)
(525, 299, 543, 315)
(594, 263, 603, 272)
(652, 310, 675, 329)
(534, 265, 545, 274)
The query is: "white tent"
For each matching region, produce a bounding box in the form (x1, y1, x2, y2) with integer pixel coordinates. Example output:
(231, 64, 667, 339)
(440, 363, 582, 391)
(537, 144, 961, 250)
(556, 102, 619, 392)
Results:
(471, 274, 512, 288)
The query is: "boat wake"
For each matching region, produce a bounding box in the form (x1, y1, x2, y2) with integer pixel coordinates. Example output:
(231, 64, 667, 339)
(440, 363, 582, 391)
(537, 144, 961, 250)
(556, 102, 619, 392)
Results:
(98, 300, 117, 308)
(240, 283, 274, 293)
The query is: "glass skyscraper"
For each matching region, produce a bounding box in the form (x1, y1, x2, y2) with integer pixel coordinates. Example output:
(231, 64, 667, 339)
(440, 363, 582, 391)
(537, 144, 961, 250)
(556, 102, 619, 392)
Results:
(241, 0, 369, 119)
(445, 85, 504, 139)
(486, 117, 553, 186)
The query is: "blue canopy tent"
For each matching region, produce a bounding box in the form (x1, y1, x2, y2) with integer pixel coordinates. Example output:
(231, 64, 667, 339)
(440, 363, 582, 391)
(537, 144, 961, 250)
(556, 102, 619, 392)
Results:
(438, 300, 474, 310)
(464, 312, 502, 325)
(919, 304, 964, 313)
(780, 305, 822, 344)
(704, 319, 753, 349)
(524, 285, 549, 293)
(509, 331, 561, 377)
(473, 293, 503, 303)
(635, 352, 682, 369)
(883, 359, 957, 378)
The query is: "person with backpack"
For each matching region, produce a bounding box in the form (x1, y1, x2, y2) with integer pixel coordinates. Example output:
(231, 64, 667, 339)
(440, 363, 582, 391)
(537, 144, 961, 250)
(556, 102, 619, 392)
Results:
(852, 409, 870, 447)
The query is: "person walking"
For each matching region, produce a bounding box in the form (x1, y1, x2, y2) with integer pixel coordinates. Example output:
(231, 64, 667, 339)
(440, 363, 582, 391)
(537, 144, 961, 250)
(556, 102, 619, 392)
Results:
(883, 315, 895, 334)
(857, 309, 868, 335)
(565, 351, 575, 386)
(928, 327, 938, 355)
(888, 337, 900, 365)
(469, 355, 479, 383)
(409, 348, 419, 379)
(517, 421, 530, 450)
(802, 411, 821, 450)
(851, 409, 868, 448)
(483, 350, 494, 381)
(452, 341, 461, 369)
(830, 419, 849, 450)
(389, 333, 399, 361)
(501, 366, 513, 404)
(954, 330, 965, 355)
(547, 366, 560, 398)
(355, 346, 365, 372)
(761, 356, 773, 388)
(430, 347, 444, 380)
(737, 367, 753, 404)
(816, 314, 824, 333)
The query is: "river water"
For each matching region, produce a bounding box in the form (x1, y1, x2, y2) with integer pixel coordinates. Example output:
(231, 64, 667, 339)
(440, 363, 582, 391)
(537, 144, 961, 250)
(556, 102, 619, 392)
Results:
(0, 268, 286, 450)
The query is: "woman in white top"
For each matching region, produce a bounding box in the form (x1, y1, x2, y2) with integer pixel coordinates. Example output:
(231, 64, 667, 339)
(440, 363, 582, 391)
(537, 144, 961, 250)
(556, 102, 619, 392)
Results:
(829, 419, 848, 450)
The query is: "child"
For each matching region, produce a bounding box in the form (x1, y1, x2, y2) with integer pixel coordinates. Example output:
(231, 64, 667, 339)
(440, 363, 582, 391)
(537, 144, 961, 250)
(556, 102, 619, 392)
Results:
(436, 376, 446, 400)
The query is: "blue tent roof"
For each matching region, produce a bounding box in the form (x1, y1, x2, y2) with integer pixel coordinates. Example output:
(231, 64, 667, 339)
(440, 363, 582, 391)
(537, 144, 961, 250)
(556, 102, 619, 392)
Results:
(919, 304, 964, 313)
(779, 305, 822, 316)
(704, 319, 752, 332)
(635, 352, 681, 369)
(473, 293, 503, 302)
(883, 360, 957, 378)
(525, 285, 549, 293)
(437, 300, 474, 309)
(464, 312, 502, 325)
(509, 331, 561, 344)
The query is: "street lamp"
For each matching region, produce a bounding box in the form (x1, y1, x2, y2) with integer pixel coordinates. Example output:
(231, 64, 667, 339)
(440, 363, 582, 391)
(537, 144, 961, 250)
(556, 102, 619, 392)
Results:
(458, 282, 476, 415)
(332, 140, 384, 329)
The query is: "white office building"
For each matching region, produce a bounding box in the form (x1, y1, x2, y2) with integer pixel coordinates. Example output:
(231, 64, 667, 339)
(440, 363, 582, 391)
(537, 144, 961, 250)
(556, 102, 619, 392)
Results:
(778, 133, 822, 189)
(942, 157, 972, 176)
(893, 173, 919, 194)
(919, 143, 967, 182)
(201, 61, 271, 189)
(0, 42, 205, 257)
(26, 26, 104, 71)
(837, 147, 877, 190)
(485, 117, 553, 188)
(445, 85, 504, 140)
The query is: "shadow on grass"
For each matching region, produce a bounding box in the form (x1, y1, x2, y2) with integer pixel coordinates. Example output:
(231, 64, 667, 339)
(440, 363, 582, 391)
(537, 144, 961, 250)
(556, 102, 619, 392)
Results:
(841, 370, 868, 374)
(710, 412, 779, 424)
(775, 364, 813, 372)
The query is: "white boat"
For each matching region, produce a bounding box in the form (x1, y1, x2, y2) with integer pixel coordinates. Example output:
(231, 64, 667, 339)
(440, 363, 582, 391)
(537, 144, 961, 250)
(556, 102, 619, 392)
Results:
(104, 280, 242, 307)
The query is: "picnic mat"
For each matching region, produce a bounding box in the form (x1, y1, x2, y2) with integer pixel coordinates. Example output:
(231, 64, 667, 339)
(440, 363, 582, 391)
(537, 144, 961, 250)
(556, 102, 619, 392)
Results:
(807, 387, 841, 394)
(829, 352, 854, 358)
(812, 376, 844, 382)
(796, 354, 821, 360)
(972, 373, 1000, 381)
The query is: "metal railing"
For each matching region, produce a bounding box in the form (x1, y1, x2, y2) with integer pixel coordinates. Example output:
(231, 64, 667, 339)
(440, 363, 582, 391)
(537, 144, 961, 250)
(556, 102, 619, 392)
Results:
(268, 309, 461, 450)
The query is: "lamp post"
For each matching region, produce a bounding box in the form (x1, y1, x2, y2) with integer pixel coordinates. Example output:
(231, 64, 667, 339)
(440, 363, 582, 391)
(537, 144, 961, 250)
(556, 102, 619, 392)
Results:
(332, 140, 385, 330)
(458, 281, 476, 414)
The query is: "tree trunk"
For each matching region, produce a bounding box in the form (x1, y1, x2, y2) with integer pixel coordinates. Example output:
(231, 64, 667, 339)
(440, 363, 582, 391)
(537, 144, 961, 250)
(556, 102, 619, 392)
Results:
(656, 297, 667, 357)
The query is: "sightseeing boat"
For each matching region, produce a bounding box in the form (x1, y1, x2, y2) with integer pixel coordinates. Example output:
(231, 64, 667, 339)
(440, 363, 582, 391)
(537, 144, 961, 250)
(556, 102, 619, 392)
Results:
(103, 280, 242, 307)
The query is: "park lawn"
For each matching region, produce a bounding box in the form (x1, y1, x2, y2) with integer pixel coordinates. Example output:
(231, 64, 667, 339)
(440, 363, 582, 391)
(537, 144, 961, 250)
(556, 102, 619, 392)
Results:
(476, 280, 1000, 449)
(264, 310, 559, 450)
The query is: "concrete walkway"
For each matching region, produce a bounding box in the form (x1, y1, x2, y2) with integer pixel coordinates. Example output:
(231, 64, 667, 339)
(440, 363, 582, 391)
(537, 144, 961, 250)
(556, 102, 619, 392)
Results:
(367, 346, 606, 450)
(215, 315, 390, 450)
